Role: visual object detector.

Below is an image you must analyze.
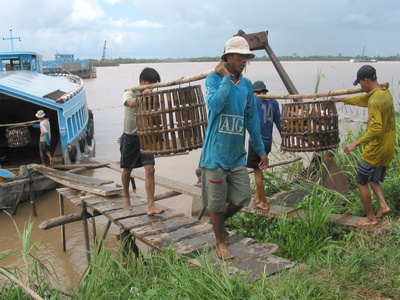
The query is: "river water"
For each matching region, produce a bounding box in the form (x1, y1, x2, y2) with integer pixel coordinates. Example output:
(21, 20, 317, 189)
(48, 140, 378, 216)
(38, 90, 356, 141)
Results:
(1, 61, 399, 291)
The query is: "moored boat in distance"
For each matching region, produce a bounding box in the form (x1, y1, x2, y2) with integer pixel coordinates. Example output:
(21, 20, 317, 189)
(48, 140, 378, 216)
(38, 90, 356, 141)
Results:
(42, 53, 97, 78)
(0, 36, 96, 208)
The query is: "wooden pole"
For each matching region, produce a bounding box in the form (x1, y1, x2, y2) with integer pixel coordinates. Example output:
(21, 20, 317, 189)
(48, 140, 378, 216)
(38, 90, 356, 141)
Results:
(0, 119, 39, 127)
(125, 69, 215, 92)
(59, 193, 66, 252)
(0, 271, 44, 300)
(29, 180, 37, 217)
(260, 82, 389, 100)
(81, 200, 91, 264)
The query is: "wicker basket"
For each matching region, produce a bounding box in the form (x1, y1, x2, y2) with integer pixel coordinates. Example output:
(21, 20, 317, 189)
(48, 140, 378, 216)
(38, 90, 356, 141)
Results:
(281, 101, 339, 152)
(136, 85, 208, 155)
(6, 125, 32, 147)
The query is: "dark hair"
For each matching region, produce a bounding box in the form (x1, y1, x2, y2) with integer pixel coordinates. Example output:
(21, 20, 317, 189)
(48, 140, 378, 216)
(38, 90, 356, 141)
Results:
(139, 67, 161, 83)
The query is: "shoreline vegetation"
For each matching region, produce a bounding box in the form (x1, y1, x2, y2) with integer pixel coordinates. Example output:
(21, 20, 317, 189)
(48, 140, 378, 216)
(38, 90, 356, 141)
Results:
(93, 54, 400, 65)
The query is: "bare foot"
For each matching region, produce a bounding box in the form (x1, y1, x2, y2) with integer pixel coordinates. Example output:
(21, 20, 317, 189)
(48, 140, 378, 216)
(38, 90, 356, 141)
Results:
(123, 198, 132, 211)
(50, 158, 54, 166)
(147, 207, 165, 216)
(123, 204, 132, 211)
(216, 243, 234, 260)
(252, 197, 260, 204)
(376, 208, 391, 218)
(256, 202, 271, 211)
(356, 218, 378, 227)
(222, 228, 230, 243)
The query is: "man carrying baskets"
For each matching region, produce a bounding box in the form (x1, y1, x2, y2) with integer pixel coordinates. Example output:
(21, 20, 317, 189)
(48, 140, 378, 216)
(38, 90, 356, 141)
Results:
(120, 68, 165, 215)
(200, 36, 269, 259)
(331, 65, 395, 226)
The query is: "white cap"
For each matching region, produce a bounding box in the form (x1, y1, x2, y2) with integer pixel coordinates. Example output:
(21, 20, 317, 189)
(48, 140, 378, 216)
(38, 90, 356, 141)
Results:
(221, 36, 255, 60)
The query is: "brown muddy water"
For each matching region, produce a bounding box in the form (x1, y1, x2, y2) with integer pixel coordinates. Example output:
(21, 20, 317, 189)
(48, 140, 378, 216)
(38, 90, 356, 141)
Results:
(1, 61, 399, 291)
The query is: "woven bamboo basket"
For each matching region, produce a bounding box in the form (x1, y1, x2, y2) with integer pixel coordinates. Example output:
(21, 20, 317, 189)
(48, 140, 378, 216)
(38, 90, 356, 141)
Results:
(6, 125, 32, 147)
(281, 101, 339, 152)
(136, 85, 208, 155)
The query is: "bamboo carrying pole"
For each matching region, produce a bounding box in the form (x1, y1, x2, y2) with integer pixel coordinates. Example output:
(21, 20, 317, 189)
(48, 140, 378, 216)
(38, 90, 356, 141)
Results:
(259, 82, 389, 100)
(125, 69, 215, 92)
(0, 119, 40, 127)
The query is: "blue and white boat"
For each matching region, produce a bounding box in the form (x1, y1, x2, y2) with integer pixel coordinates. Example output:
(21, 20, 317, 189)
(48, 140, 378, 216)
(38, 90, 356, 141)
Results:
(0, 34, 95, 208)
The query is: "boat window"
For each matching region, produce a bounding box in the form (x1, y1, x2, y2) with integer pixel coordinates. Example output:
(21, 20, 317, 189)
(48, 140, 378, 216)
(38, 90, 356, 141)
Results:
(71, 114, 78, 136)
(3, 58, 21, 71)
(76, 111, 82, 130)
(67, 117, 74, 141)
(22, 60, 31, 70)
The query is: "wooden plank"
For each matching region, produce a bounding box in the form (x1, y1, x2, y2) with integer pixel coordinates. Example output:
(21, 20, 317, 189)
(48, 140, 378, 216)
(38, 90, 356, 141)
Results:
(51, 163, 109, 170)
(242, 205, 297, 217)
(92, 158, 202, 199)
(32, 165, 113, 186)
(135, 217, 201, 238)
(117, 209, 184, 230)
(169, 231, 221, 256)
(143, 222, 211, 248)
(43, 174, 122, 196)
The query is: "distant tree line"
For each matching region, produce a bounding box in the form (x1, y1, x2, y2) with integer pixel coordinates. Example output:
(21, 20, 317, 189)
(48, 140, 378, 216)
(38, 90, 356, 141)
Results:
(94, 54, 400, 64)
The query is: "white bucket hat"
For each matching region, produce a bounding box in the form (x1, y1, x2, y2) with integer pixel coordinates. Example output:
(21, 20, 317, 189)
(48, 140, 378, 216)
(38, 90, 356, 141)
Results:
(35, 110, 45, 118)
(221, 36, 255, 61)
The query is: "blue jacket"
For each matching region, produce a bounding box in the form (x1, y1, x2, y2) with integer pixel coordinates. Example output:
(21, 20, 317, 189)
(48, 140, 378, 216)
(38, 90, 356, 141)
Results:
(249, 96, 281, 149)
(200, 73, 266, 170)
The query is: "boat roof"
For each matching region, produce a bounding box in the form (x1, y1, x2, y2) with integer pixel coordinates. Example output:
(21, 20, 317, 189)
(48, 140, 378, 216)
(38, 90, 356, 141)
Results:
(0, 71, 81, 103)
(0, 51, 42, 59)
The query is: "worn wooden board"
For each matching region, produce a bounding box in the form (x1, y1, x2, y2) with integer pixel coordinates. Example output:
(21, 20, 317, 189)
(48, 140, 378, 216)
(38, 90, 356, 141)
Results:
(134, 216, 201, 238)
(32, 165, 113, 186)
(43, 174, 122, 196)
(92, 158, 202, 199)
(143, 222, 213, 248)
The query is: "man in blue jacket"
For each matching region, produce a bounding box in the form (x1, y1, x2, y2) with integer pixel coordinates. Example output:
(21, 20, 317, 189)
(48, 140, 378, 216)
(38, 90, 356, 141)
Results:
(247, 81, 281, 211)
(200, 36, 269, 259)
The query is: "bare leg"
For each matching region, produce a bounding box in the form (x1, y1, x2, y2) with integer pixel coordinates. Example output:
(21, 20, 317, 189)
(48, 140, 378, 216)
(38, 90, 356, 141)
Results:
(221, 203, 243, 243)
(144, 165, 164, 216)
(370, 182, 391, 218)
(356, 182, 378, 226)
(122, 168, 133, 210)
(253, 168, 270, 211)
(39, 150, 46, 166)
(46, 150, 53, 166)
(211, 211, 234, 259)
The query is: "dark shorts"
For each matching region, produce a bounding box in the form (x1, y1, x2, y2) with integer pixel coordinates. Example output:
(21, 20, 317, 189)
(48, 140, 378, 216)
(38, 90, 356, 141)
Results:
(246, 142, 271, 169)
(119, 133, 154, 169)
(39, 141, 50, 152)
(356, 160, 387, 185)
(201, 166, 251, 212)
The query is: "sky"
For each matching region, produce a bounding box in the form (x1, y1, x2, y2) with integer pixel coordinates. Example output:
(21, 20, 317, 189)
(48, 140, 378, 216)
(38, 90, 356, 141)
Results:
(1, 0, 399, 61)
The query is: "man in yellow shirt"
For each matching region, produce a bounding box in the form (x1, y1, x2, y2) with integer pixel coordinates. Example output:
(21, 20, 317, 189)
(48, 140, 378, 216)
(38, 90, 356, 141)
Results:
(332, 65, 396, 226)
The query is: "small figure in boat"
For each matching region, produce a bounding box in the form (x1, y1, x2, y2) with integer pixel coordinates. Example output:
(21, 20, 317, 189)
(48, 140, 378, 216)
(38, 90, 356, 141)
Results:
(32, 110, 53, 166)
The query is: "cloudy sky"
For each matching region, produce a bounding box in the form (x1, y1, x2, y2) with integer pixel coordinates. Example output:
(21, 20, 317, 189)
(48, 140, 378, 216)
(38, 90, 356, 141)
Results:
(1, 0, 399, 61)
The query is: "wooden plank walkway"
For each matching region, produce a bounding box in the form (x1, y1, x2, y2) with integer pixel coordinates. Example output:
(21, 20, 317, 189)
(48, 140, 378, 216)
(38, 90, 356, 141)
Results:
(56, 187, 296, 279)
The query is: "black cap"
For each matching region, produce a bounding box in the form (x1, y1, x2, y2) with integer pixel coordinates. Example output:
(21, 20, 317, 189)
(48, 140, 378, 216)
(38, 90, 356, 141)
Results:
(353, 65, 377, 86)
(253, 80, 269, 92)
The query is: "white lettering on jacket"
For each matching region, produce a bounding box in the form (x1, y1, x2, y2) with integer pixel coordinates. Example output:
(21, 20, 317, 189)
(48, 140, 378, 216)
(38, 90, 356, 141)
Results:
(218, 114, 244, 135)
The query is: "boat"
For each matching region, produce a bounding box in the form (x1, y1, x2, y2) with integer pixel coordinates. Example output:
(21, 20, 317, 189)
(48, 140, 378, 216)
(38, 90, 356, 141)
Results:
(0, 33, 96, 209)
(42, 53, 97, 78)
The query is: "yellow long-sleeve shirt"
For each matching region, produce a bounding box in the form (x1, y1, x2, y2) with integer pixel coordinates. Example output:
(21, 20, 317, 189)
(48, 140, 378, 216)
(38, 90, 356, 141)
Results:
(344, 88, 396, 167)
